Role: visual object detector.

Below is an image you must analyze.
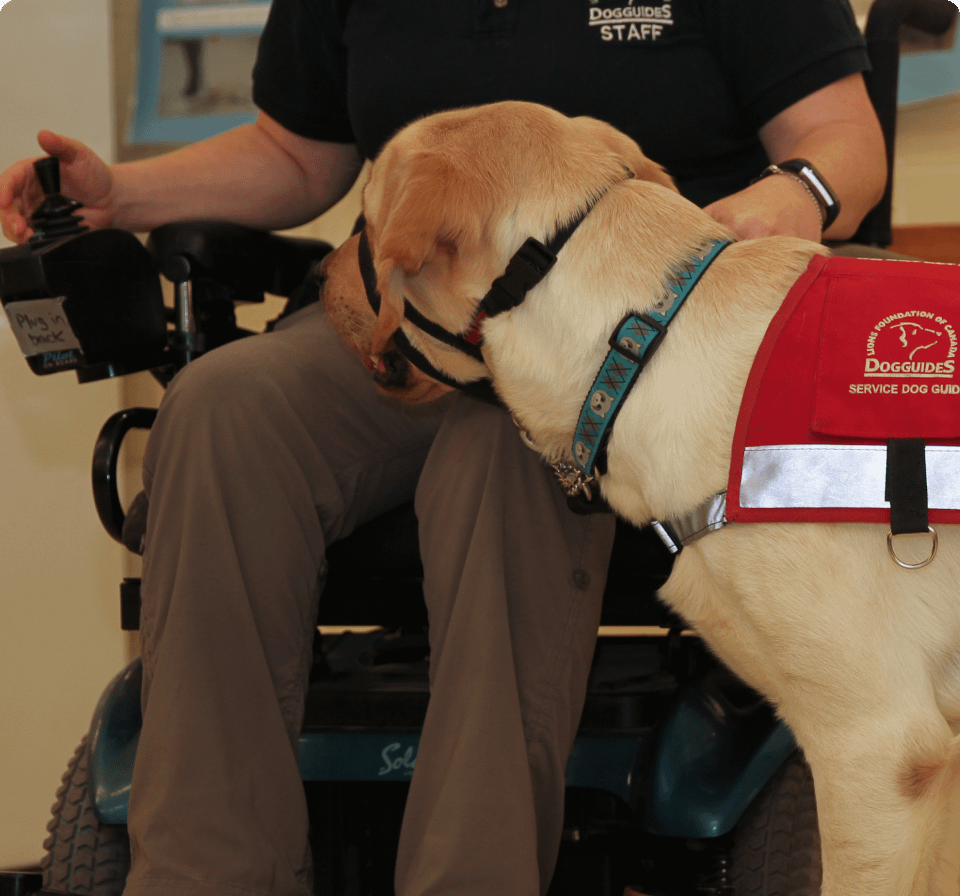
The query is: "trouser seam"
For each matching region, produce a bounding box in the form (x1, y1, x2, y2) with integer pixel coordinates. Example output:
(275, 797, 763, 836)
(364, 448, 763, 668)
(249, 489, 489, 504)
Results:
(523, 508, 604, 751)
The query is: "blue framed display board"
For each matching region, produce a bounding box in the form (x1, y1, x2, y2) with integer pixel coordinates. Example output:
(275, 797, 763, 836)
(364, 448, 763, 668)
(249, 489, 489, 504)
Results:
(899, 10, 960, 107)
(130, 0, 269, 144)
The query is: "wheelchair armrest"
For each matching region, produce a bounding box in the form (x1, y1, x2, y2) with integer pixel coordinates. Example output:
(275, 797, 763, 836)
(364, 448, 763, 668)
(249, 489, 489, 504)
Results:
(92, 407, 158, 544)
(146, 221, 333, 301)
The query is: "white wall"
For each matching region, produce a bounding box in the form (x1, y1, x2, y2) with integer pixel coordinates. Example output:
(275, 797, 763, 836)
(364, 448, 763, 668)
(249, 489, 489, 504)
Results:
(0, 0, 129, 870)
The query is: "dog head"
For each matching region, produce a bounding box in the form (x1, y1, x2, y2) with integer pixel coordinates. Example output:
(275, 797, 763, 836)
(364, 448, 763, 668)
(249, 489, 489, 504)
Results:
(362, 101, 677, 372)
(318, 233, 454, 404)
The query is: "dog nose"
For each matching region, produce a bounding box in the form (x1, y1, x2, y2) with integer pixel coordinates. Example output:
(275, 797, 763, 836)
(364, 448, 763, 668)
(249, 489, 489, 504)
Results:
(373, 349, 410, 390)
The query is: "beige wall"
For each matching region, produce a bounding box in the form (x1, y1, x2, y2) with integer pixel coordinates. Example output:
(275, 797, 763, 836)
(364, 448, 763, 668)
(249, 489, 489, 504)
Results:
(0, 0, 129, 870)
(895, 94, 960, 223)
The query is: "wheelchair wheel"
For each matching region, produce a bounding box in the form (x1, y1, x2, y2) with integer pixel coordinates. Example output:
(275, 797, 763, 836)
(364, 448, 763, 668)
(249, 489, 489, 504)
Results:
(729, 750, 821, 896)
(42, 737, 130, 896)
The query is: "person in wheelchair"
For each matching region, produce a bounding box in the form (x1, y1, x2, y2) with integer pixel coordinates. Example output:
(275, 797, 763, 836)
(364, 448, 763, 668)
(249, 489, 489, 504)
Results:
(1, 2, 886, 895)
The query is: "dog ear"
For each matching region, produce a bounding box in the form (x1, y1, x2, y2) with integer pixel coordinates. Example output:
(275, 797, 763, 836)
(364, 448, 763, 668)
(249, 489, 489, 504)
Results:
(629, 154, 678, 193)
(586, 119, 679, 194)
(368, 156, 487, 356)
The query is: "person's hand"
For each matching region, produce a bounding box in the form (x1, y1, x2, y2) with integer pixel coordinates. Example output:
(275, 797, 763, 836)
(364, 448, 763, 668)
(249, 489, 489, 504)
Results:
(0, 130, 115, 244)
(703, 173, 824, 243)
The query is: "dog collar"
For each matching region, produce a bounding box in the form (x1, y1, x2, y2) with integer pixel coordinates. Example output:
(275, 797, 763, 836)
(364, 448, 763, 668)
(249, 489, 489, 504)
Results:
(572, 238, 732, 479)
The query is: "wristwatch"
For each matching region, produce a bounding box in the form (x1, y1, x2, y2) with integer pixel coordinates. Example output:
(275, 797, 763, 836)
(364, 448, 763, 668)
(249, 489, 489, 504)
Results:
(754, 158, 841, 231)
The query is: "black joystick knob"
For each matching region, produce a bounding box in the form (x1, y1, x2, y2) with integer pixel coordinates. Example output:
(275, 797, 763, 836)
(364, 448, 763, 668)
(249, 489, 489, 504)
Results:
(29, 156, 88, 244)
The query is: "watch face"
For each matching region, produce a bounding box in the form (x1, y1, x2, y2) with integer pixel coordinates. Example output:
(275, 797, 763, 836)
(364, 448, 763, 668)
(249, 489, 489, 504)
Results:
(779, 159, 840, 228)
(790, 163, 835, 206)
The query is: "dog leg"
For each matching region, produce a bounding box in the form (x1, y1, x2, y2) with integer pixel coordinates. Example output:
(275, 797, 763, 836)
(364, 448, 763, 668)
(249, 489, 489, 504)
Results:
(921, 734, 960, 896)
(802, 722, 960, 896)
(663, 539, 960, 896)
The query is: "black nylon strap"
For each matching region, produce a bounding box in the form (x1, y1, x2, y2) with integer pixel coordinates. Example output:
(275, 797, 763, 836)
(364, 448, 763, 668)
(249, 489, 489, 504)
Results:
(358, 229, 485, 359)
(391, 329, 502, 405)
(358, 229, 500, 405)
(403, 299, 485, 360)
(356, 171, 633, 396)
(885, 438, 929, 535)
(477, 182, 629, 322)
(357, 228, 382, 313)
(479, 236, 560, 318)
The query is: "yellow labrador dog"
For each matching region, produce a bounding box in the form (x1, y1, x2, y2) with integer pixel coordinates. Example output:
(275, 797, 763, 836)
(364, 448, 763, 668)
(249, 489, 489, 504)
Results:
(359, 101, 960, 896)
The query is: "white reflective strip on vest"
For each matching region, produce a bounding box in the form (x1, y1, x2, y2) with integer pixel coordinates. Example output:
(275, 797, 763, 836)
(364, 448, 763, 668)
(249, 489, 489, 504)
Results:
(740, 444, 960, 509)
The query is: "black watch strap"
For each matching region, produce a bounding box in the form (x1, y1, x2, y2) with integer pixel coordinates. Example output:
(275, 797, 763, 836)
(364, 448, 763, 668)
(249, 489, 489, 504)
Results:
(754, 158, 841, 231)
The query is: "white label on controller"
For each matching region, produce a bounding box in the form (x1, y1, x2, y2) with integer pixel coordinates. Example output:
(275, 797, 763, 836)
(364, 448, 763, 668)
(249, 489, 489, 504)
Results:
(5, 297, 81, 357)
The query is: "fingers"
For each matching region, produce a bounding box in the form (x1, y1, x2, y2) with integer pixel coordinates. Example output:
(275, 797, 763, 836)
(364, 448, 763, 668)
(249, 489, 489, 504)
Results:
(1, 130, 115, 242)
(0, 157, 42, 244)
(36, 129, 81, 166)
(1, 132, 94, 243)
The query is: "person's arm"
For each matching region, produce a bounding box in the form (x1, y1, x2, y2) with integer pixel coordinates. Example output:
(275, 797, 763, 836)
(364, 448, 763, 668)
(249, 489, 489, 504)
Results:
(703, 73, 886, 242)
(0, 111, 363, 243)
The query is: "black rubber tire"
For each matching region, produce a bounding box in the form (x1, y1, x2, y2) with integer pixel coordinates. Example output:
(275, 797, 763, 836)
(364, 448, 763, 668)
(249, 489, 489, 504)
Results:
(41, 737, 131, 896)
(729, 751, 822, 896)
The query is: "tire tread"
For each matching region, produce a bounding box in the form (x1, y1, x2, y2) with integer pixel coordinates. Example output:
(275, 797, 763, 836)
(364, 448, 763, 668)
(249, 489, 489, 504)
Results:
(730, 751, 822, 896)
(40, 737, 130, 896)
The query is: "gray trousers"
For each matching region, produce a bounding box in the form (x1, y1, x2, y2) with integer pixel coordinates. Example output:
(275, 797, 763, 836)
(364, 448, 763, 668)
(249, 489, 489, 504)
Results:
(126, 303, 614, 896)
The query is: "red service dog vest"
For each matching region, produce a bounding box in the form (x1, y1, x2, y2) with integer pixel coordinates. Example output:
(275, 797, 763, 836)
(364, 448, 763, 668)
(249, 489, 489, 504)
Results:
(727, 254, 960, 524)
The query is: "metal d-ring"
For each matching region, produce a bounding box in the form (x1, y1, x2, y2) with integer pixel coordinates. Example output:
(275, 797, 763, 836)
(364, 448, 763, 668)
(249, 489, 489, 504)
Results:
(887, 527, 938, 570)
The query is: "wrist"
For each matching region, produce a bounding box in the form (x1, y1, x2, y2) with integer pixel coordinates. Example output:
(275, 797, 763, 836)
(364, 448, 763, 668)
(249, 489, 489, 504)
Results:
(107, 163, 156, 232)
(753, 158, 840, 231)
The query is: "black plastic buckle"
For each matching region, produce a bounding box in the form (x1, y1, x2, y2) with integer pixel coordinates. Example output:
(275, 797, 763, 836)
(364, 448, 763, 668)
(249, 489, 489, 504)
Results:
(608, 313, 666, 367)
(482, 237, 557, 316)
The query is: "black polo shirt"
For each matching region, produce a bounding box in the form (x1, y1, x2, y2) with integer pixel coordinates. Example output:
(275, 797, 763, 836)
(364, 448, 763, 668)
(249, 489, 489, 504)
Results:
(252, 0, 868, 207)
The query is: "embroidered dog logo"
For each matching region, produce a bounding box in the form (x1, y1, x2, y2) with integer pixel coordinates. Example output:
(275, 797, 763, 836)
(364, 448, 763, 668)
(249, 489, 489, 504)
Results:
(892, 322, 945, 360)
(864, 311, 957, 379)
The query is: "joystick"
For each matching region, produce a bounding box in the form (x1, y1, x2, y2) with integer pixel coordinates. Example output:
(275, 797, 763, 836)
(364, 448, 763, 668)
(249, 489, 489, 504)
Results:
(29, 156, 88, 243)
(0, 156, 167, 381)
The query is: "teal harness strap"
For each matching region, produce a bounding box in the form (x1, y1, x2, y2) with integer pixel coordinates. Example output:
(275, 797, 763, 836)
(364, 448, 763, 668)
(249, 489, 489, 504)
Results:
(572, 238, 732, 477)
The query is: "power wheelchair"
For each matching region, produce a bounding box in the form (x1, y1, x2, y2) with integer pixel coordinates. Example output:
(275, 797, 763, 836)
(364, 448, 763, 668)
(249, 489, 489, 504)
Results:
(0, 2, 955, 894)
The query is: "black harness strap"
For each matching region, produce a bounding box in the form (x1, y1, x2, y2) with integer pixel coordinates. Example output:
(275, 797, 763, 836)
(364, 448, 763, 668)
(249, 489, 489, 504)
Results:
(463, 179, 633, 346)
(885, 438, 929, 535)
(391, 328, 501, 404)
(357, 228, 500, 403)
(402, 300, 485, 361)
